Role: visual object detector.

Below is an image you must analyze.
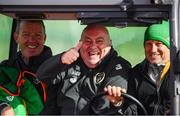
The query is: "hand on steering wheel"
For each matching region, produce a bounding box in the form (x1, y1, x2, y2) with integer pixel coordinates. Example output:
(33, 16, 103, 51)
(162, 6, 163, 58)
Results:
(90, 91, 147, 115)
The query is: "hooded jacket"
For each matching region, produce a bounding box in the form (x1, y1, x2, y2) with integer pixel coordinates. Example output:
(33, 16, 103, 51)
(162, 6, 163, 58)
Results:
(0, 46, 52, 102)
(0, 67, 44, 115)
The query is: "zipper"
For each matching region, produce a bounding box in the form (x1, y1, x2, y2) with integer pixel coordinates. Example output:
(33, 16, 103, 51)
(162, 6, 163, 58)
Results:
(153, 62, 170, 114)
(153, 87, 160, 115)
(141, 72, 164, 115)
(153, 73, 167, 115)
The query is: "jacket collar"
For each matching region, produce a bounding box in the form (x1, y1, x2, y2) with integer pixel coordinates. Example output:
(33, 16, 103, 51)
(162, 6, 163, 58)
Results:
(16, 45, 52, 72)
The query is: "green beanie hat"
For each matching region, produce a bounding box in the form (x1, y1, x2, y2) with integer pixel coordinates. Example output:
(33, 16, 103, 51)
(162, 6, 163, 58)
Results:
(144, 20, 170, 48)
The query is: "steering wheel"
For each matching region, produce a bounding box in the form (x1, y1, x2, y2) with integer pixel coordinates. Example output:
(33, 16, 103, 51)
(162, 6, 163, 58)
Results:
(90, 92, 147, 115)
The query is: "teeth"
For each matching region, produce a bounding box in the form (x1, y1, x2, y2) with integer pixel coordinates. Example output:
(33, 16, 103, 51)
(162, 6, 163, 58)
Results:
(90, 53, 96, 55)
(151, 54, 159, 56)
(89, 52, 98, 56)
(28, 45, 37, 49)
(151, 53, 159, 56)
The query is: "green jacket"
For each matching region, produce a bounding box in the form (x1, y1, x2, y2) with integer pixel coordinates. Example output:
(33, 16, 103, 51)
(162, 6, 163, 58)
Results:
(0, 67, 44, 115)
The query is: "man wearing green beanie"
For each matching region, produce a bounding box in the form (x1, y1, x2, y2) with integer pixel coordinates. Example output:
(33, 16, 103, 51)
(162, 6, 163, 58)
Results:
(126, 20, 172, 115)
(143, 20, 170, 65)
(105, 20, 173, 115)
(144, 20, 170, 48)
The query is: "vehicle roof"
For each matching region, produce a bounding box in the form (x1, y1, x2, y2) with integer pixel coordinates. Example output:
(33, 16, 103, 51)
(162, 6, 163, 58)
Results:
(0, 0, 171, 5)
(0, 0, 172, 26)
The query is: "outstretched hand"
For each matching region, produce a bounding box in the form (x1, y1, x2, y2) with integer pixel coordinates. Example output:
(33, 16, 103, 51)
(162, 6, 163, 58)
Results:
(104, 85, 126, 106)
(61, 41, 82, 65)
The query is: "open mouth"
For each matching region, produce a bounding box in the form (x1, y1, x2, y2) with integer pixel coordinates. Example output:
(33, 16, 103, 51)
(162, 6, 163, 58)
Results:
(89, 51, 100, 57)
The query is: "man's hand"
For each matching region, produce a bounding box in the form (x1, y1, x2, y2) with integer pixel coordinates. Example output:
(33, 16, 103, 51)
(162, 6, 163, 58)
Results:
(1, 105, 15, 116)
(61, 41, 82, 65)
(104, 85, 126, 106)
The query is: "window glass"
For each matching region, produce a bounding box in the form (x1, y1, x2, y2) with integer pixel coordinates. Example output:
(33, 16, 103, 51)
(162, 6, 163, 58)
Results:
(0, 14, 12, 62)
(44, 20, 146, 66)
(109, 26, 146, 66)
(0, 18, 145, 66)
(44, 20, 85, 54)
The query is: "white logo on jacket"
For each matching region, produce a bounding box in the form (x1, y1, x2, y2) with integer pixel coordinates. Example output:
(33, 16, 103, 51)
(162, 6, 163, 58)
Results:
(115, 64, 122, 70)
(6, 96, 14, 101)
(70, 77, 78, 83)
(69, 65, 81, 84)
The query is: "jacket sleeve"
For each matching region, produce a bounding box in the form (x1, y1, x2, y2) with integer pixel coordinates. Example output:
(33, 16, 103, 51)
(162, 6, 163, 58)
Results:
(36, 53, 66, 85)
(36, 54, 66, 115)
